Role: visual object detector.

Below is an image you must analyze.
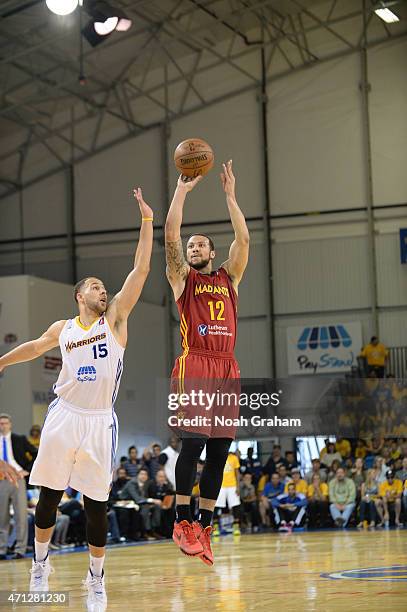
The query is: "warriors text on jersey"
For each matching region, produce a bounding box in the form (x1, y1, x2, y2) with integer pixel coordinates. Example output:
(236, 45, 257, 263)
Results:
(54, 316, 124, 410)
(176, 266, 238, 355)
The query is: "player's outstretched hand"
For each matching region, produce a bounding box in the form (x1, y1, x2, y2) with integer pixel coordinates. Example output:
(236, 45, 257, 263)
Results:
(133, 187, 154, 220)
(177, 174, 202, 192)
(0, 460, 19, 486)
(220, 159, 236, 198)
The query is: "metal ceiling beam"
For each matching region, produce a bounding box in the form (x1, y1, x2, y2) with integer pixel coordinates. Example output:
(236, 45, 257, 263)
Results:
(1, 24, 406, 203)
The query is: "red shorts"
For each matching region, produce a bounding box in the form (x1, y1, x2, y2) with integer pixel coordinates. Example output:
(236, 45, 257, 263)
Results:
(170, 347, 240, 439)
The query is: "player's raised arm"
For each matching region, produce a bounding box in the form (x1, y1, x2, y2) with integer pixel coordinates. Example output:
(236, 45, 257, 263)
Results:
(108, 188, 154, 322)
(165, 175, 201, 299)
(220, 160, 250, 290)
(0, 319, 65, 374)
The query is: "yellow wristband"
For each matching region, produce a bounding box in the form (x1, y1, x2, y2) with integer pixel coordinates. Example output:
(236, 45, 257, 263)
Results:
(142, 217, 154, 221)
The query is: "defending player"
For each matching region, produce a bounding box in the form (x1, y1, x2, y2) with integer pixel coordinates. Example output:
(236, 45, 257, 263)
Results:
(165, 160, 249, 565)
(0, 189, 153, 610)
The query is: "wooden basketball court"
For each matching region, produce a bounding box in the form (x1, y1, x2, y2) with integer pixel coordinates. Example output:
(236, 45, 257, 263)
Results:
(1, 530, 406, 611)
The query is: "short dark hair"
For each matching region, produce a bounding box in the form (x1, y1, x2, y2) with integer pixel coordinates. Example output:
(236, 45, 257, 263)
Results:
(138, 468, 149, 476)
(370, 336, 378, 343)
(188, 234, 215, 251)
(128, 445, 137, 454)
(74, 277, 91, 303)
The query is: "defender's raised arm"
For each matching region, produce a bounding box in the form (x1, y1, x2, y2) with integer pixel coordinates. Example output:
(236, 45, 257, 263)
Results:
(108, 188, 154, 326)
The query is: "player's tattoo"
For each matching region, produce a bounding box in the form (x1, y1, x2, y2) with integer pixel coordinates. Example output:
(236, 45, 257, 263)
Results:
(165, 238, 189, 280)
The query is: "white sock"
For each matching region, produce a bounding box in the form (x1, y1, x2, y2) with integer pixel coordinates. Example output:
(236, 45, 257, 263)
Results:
(90, 554, 105, 577)
(34, 539, 50, 562)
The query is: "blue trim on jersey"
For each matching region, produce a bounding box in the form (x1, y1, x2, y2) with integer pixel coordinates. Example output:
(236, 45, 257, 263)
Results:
(43, 397, 60, 426)
(111, 358, 123, 406)
(111, 411, 118, 472)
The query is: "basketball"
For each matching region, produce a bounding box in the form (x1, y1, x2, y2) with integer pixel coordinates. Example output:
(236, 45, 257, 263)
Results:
(174, 138, 214, 177)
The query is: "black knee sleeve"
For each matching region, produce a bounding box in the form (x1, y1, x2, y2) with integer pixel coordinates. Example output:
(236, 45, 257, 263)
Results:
(175, 437, 206, 496)
(84, 496, 108, 548)
(35, 487, 64, 530)
(199, 438, 232, 500)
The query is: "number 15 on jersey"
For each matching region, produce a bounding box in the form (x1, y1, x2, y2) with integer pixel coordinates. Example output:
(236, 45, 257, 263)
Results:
(92, 343, 108, 359)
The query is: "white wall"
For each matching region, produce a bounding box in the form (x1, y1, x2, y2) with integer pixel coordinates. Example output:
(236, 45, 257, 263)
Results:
(1, 38, 407, 395)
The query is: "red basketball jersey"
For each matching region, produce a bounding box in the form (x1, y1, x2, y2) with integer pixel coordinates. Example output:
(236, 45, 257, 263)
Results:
(176, 266, 238, 355)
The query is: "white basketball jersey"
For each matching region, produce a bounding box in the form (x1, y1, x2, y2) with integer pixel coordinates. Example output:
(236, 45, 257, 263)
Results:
(53, 316, 125, 410)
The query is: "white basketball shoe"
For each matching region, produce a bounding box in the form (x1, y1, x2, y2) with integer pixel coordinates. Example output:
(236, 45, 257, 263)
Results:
(29, 554, 53, 591)
(83, 568, 107, 612)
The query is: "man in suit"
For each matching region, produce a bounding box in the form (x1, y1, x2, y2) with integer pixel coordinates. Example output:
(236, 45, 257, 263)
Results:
(0, 413, 38, 559)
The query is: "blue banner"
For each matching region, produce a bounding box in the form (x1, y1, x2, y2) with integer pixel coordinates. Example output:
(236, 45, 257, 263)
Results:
(400, 228, 407, 264)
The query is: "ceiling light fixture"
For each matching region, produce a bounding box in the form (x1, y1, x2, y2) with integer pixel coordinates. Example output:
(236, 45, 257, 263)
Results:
(46, 0, 78, 16)
(373, 1, 400, 23)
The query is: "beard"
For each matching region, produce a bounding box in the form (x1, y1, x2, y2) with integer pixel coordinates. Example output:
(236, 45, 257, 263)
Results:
(189, 257, 210, 270)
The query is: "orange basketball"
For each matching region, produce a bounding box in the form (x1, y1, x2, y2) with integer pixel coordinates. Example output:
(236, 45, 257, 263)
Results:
(174, 138, 214, 178)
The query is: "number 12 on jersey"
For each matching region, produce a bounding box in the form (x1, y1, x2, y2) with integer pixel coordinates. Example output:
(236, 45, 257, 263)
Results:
(92, 343, 108, 359)
(208, 300, 225, 321)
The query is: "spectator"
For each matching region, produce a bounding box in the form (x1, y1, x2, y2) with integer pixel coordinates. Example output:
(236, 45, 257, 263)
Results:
(360, 336, 389, 378)
(403, 480, 407, 524)
(109, 468, 140, 542)
(263, 445, 288, 478)
(382, 446, 395, 470)
(214, 452, 241, 536)
(0, 413, 37, 559)
(149, 443, 162, 479)
(357, 469, 382, 529)
(355, 439, 367, 459)
(307, 474, 329, 528)
(240, 447, 263, 485)
(366, 436, 385, 457)
(321, 443, 342, 469)
(390, 439, 401, 462)
(27, 425, 41, 449)
(147, 469, 175, 537)
(273, 482, 307, 533)
(240, 473, 260, 532)
(158, 436, 180, 489)
(329, 467, 356, 528)
(327, 459, 342, 482)
(285, 450, 298, 473)
(59, 488, 86, 546)
(110, 467, 130, 499)
(259, 473, 284, 528)
(379, 469, 402, 528)
(120, 468, 162, 540)
(285, 468, 308, 495)
(319, 438, 331, 460)
(305, 458, 327, 484)
(372, 457, 387, 484)
(140, 449, 153, 478)
(278, 464, 291, 486)
(395, 457, 407, 483)
(123, 446, 141, 478)
(350, 457, 365, 497)
(335, 437, 352, 460)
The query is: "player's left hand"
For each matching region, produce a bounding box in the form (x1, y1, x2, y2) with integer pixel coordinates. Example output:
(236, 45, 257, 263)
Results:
(133, 187, 154, 220)
(220, 159, 236, 198)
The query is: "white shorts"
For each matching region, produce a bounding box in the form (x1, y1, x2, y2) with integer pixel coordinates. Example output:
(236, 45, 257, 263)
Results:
(29, 397, 118, 502)
(216, 486, 240, 509)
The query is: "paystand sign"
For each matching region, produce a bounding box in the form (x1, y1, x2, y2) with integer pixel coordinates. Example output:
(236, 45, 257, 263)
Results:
(287, 322, 362, 375)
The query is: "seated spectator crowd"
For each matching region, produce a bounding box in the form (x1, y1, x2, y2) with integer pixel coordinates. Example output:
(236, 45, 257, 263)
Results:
(2, 412, 407, 559)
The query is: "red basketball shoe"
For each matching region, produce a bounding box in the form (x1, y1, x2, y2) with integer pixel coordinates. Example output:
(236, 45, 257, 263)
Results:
(192, 522, 214, 566)
(172, 521, 204, 556)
